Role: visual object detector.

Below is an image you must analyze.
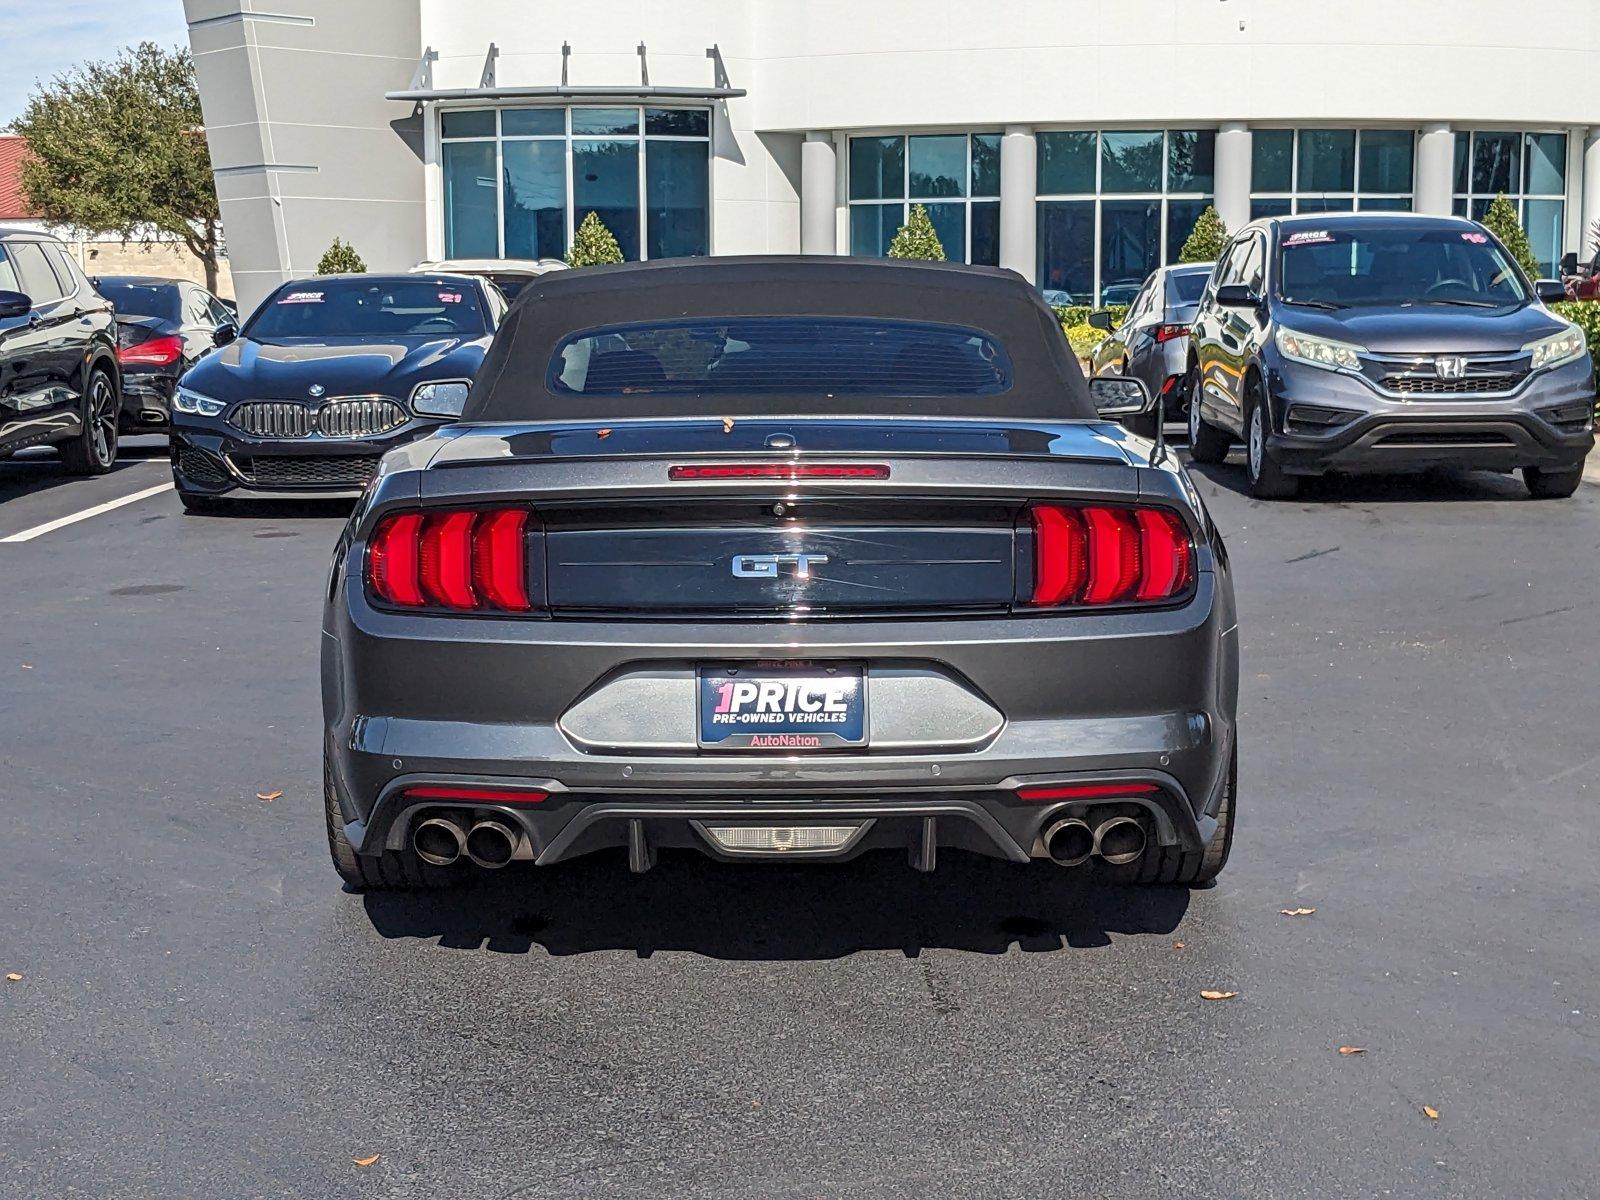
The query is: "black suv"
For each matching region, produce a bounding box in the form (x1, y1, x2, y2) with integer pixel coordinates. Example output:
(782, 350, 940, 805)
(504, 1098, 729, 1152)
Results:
(1187, 213, 1594, 499)
(0, 227, 122, 474)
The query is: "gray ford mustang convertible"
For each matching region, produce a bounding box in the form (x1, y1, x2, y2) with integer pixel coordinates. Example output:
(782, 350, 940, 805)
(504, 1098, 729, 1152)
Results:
(320, 257, 1240, 890)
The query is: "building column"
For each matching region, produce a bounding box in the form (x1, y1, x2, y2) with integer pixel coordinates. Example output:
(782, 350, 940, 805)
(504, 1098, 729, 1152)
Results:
(1415, 123, 1455, 216)
(1583, 128, 1600, 261)
(800, 132, 837, 255)
(998, 125, 1036, 283)
(1214, 122, 1252, 234)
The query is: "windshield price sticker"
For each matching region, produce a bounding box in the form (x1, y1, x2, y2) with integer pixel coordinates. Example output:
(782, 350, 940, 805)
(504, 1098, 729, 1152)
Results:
(279, 291, 324, 304)
(1284, 230, 1335, 247)
(438, 291, 463, 303)
(1462, 232, 1489, 244)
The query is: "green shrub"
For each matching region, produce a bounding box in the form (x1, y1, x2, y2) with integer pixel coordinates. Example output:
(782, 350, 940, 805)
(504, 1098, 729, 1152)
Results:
(887, 203, 946, 261)
(1064, 323, 1109, 358)
(1053, 303, 1128, 330)
(1179, 205, 1229, 264)
(316, 238, 365, 274)
(1480, 194, 1540, 281)
(568, 211, 624, 267)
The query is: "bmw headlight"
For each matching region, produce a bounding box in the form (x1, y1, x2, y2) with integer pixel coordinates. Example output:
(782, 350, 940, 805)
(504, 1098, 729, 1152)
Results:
(1523, 324, 1588, 373)
(1274, 326, 1364, 374)
(411, 380, 470, 417)
(173, 386, 227, 417)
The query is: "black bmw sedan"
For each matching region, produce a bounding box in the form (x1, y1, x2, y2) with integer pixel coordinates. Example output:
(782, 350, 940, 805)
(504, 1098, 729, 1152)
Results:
(169, 274, 503, 511)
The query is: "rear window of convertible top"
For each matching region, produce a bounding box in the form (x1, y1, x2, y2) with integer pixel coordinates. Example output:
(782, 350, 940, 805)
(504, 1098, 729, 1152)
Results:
(547, 317, 1013, 397)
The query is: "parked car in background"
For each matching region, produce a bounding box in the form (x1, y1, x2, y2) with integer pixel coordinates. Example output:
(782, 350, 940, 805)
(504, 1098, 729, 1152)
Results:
(1041, 288, 1079, 308)
(169, 273, 505, 511)
(1188, 213, 1594, 499)
(410, 257, 567, 301)
(0, 226, 122, 474)
(93, 276, 236, 435)
(1088, 262, 1213, 437)
(1099, 279, 1146, 307)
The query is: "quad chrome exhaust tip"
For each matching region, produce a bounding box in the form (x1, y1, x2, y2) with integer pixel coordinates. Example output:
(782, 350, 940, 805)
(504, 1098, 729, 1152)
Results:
(1042, 818, 1095, 867)
(412, 816, 467, 867)
(464, 819, 518, 869)
(1093, 816, 1148, 866)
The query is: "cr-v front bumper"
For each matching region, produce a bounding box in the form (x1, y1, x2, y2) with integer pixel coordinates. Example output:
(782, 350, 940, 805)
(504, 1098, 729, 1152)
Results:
(1265, 356, 1594, 474)
(322, 569, 1240, 871)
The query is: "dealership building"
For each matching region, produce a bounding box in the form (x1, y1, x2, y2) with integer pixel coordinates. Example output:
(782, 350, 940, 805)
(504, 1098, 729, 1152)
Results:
(183, 0, 1600, 313)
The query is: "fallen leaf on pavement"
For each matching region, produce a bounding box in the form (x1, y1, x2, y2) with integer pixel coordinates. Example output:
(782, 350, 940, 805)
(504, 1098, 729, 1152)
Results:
(1172, 942, 1185, 951)
(722, 416, 735, 433)
(257, 790, 282, 802)
(1200, 989, 1237, 1001)
(1422, 1106, 1439, 1121)
(596, 428, 611, 439)
(1280, 907, 1317, 916)
(353, 1154, 381, 1167)
(1338, 1046, 1366, 1055)
(5, 973, 21, 982)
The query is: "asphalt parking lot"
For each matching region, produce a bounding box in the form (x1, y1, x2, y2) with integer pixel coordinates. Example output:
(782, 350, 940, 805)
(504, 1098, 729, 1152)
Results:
(2, 437, 1597, 1199)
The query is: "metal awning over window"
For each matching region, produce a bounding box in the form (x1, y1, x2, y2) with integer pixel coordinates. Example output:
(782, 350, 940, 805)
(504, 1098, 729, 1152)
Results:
(386, 41, 745, 103)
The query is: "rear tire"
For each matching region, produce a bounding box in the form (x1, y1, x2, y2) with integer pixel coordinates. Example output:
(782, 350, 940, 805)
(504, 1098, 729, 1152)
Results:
(59, 367, 119, 476)
(1186, 370, 1231, 464)
(1245, 389, 1299, 499)
(1130, 747, 1236, 887)
(324, 756, 454, 892)
(1522, 464, 1583, 499)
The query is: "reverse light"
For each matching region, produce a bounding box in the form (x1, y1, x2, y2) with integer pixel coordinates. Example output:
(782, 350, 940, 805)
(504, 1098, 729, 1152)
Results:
(118, 334, 184, 366)
(173, 386, 227, 417)
(1028, 503, 1192, 607)
(1018, 782, 1163, 802)
(1274, 325, 1363, 373)
(669, 463, 891, 480)
(368, 507, 537, 612)
(1524, 324, 1588, 373)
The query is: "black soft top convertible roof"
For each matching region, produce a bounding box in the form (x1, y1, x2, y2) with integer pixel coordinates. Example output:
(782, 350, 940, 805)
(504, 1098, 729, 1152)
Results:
(463, 256, 1096, 422)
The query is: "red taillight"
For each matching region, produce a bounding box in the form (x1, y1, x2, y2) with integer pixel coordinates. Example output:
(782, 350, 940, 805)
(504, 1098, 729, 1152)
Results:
(1017, 782, 1162, 802)
(668, 463, 890, 480)
(1152, 324, 1190, 344)
(405, 785, 548, 804)
(1028, 503, 1192, 607)
(117, 334, 185, 366)
(367, 508, 536, 612)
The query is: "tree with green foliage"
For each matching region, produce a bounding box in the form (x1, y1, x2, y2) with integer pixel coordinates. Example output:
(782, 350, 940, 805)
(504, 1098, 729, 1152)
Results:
(1481, 193, 1541, 279)
(568, 211, 625, 267)
(1179, 205, 1229, 264)
(10, 43, 223, 293)
(316, 238, 366, 275)
(887, 203, 946, 261)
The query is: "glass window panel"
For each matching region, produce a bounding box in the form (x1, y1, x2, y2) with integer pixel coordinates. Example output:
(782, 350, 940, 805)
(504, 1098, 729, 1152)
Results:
(1036, 200, 1094, 302)
(1166, 199, 1210, 263)
(1167, 131, 1215, 193)
(645, 108, 709, 138)
(501, 108, 564, 137)
(645, 140, 709, 259)
(572, 107, 639, 136)
(573, 139, 640, 260)
(1100, 199, 1162, 303)
(908, 135, 966, 198)
(849, 137, 904, 201)
(921, 202, 965, 261)
(971, 134, 1001, 197)
(1453, 133, 1469, 195)
(502, 140, 568, 260)
(441, 109, 496, 139)
(970, 201, 1000, 266)
(442, 141, 498, 257)
(1524, 199, 1564, 276)
(1251, 197, 1293, 220)
(1036, 131, 1096, 195)
(1295, 196, 1356, 214)
(1525, 133, 1566, 195)
(849, 204, 901, 257)
(1359, 131, 1414, 194)
(1472, 132, 1519, 195)
(1101, 131, 1164, 193)
(1252, 130, 1294, 193)
(1453, 196, 1469, 218)
(1357, 196, 1413, 212)
(1298, 129, 1356, 193)
(1470, 196, 1493, 222)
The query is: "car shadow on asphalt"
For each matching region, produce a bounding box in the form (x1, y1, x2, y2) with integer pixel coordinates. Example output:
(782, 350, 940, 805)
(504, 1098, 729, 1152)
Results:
(1185, 458, 1531, 503)
(0, 442, 167, 505)
(360, 849, 1191, 959)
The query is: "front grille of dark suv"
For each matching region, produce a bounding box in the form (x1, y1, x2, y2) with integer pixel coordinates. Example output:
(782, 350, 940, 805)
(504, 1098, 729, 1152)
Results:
(231, 454, 379, 487)
(230, 397, 408, 439)
(1381, 374, 1525, 396)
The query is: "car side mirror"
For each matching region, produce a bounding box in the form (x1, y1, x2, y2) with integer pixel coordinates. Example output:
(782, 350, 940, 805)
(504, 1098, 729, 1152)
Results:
(0, 290, 33, 319)
(1086, 310, 1114, 331)
(1215, 283, 1261, 309)
(213, 322, 239, 347)
(1535, 279, 1568, 305)
(1089, 375, 1153, 417)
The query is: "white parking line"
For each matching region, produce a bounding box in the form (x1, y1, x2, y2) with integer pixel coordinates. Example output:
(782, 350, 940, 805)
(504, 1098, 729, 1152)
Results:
(0, 482, 175, 544)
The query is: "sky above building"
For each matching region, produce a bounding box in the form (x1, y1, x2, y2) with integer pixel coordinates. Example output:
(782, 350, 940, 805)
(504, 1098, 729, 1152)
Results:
(0, 0, 189, 126)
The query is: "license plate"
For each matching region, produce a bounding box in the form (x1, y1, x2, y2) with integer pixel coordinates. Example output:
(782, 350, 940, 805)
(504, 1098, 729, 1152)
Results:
(697, 663, 867, 750)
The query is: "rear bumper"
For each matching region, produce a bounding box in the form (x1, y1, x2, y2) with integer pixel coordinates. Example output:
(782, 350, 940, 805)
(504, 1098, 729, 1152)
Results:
(323, 569, 1240, 869)
(119, 371, 177, 431)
